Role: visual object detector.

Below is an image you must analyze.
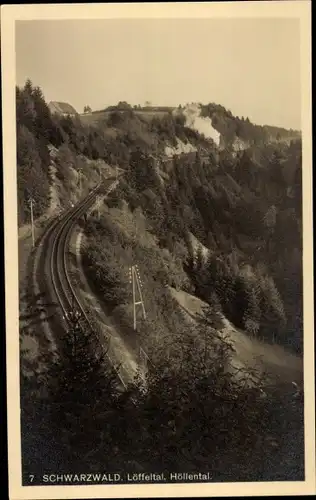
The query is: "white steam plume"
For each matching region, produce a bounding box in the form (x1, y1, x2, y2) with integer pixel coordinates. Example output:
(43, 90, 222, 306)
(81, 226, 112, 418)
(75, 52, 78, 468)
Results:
(182, 103, 221, 146)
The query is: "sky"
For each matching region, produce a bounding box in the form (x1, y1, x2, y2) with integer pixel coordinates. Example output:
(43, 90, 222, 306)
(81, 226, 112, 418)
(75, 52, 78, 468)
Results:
(16, 18, 301, 129)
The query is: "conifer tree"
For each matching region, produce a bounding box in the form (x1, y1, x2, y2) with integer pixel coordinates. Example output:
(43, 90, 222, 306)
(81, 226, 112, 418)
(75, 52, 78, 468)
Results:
(46, 314, 119, 470)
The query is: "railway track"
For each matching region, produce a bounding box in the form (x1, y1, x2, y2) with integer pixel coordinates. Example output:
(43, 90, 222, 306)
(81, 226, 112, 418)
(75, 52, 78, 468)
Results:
(50, 185, 98, 325)
(50, 184, 99, 325)
(48, 179, 128, 389)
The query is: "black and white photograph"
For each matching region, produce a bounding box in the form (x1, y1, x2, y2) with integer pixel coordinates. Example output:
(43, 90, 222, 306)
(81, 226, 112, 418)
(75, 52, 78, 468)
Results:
(2, 2, 314, 499)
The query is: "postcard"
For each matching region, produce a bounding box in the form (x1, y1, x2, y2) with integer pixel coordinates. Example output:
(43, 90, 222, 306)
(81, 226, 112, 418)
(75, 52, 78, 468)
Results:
(2, 1, 314, 498)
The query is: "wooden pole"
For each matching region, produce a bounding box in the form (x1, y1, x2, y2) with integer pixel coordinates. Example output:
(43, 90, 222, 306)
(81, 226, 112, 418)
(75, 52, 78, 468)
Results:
(97, 195, 100, 220)
(78, 169, 82, 192)
(135, 266, 146, 319)
(30, 197, 35, 248)
(132, 266, 137, 331)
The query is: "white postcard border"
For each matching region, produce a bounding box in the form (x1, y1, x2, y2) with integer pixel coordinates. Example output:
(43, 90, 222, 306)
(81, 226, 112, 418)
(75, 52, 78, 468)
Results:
(2, 2, 314, 498)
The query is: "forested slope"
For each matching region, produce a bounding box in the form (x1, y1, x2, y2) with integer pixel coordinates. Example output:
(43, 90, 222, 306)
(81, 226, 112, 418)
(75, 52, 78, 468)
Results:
(105, 137, 302, 354)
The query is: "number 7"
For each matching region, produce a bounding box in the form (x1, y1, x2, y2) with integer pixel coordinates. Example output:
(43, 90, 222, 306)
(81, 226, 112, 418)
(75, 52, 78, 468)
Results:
(29, 475, 34, 482)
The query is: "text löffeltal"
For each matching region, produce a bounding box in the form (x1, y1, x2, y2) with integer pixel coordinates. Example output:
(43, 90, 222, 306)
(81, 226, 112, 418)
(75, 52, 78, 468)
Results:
(127, 473, 166, 481)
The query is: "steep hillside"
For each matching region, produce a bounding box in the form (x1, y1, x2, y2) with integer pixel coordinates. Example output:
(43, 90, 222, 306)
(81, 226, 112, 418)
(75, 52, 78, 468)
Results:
(105, 139, 302, 353)
(17, 78, 303, 351)
(17, 79, 303, 359)
(17, 80, 303, 481)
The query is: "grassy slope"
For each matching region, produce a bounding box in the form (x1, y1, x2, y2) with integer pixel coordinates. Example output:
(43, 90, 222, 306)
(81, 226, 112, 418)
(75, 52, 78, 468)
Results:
(169, 287, 303, 386)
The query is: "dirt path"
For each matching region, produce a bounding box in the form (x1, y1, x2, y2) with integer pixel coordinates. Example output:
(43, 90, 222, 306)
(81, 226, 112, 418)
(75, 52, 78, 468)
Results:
(19, 157, 63, 374)
(19, 218, 59, 378)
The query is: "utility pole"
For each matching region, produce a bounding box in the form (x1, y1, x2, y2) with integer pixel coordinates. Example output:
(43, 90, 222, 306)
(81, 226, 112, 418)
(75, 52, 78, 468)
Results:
(28, 196, 35, 248)
(128, 264, 146, 331)
(134, 216, 138, 241)
(128, 264, 152, 372)
(96, 195, 102, 220)
(78, 168, 82, 192)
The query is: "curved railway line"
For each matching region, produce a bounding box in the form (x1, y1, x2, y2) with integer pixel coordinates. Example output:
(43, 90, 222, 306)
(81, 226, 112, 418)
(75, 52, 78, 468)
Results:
(44, 178, 127, 389)
(50, 184, 99, 327)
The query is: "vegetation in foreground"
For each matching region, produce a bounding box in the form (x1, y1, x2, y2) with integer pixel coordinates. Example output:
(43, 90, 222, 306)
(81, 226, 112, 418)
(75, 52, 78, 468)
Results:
(21, 310, 304, 481)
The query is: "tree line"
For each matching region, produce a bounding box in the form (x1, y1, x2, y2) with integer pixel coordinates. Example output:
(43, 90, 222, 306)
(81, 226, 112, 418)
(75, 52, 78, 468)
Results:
(200, 102, 301, 146)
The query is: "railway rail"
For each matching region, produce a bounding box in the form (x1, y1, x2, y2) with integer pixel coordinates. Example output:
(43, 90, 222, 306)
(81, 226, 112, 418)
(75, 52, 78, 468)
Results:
(48, 179, 128, 389)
